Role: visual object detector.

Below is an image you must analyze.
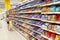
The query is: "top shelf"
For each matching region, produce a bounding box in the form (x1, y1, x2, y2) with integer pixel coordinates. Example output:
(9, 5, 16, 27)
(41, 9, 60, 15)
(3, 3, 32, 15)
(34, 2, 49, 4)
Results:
(16, 1, 34, 8)
(19, 1, 60, 10)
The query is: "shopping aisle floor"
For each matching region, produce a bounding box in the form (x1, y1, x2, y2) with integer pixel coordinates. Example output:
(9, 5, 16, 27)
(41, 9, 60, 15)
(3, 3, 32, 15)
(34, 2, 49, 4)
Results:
(0, 20, 27, 40)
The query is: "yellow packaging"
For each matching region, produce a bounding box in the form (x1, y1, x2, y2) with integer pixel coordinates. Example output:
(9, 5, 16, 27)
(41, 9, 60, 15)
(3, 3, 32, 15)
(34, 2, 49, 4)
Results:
(55, 35, 60, 40)
(51, 15, 56, 21)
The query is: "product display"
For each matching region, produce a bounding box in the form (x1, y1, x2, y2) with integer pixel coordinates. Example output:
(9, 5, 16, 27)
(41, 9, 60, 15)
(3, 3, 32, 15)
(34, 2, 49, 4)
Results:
(8, 0, 60, 40)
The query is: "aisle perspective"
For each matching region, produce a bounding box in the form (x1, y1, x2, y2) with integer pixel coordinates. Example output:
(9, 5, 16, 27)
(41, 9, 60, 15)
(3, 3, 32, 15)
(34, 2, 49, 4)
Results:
(8, 0, 60, 40)
(0, 11, 27, 40)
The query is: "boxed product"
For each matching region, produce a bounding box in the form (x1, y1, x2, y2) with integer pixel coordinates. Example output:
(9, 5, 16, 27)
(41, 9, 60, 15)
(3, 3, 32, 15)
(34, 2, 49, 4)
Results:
(56, 14, 60, 21)
(35, 14, 42, 18)
(55, 35, 60, 40)
(41, 23, 49, 29)
(47, 24, 52, 30)
(54, 25, 60, 32)
(47, 15, 52, 21)
(41, 15, 48, 20)
(37, 28, 43, 34)
(50, 6, 56, 12)
(44, 0, 52, 4)
(51, 15, 56, 21)
(56, 6, 60, 12)
(41, 7, 50, 12)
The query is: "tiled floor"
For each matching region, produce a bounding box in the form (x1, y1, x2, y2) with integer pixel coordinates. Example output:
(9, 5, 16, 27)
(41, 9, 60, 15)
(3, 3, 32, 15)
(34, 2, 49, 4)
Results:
(0, 20, 27, 40)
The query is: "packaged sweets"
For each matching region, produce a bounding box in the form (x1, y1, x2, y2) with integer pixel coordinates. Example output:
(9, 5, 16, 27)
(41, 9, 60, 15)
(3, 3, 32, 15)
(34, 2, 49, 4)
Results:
(51, 33, 56, 40)
(47, 24, 52, 30)
(39, 0, 44, 4)
(43, 31, 48, 36)
(42, 23, 49, 29)
(36, 35, 42, 40)
(37, 28, 43, 34)
(44, 0, 52, 3)
(56, 6, 60, 12)
(33, 14, 39, 18)
(42, 7, 50, 12)
(51, 24, 56, 30)
(35, 14, 42, 18)
(55, 35, 60, 40)
(47, 15, 52, 21)
(51, 15, 56, 21)
(41, 15, 47, 20)
(54, 25, 60, 32)
(50, 6, 56, 12)
(33, 26, 39, 31)
(47, 32, 52, 37)
(56, 14, 60, 21)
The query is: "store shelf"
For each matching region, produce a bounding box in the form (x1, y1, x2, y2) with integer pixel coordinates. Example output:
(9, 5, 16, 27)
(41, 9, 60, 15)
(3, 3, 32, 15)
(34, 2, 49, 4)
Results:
(40, 1, 60, 7)
(18, 10, 41, 14)
(12, 11, 60, 14)
(21, 24, 49, 39)
(13, 19, 60, 35)
(41, 12, 60, 14)
(18, 26, 38, 39)
(16, 1, 34, 8)
(20, 1, 60, 10)
(13, 16, 60, 24)
(42, 28, 60, 35)
(13, 19, 49, 39)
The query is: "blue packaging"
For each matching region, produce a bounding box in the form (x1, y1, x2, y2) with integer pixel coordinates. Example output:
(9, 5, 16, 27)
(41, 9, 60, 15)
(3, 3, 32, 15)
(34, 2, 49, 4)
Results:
(41, 15, 47, 20)
(50, 6, 56, 12)
(56, 6, 60, 12)
(37, 0, 44, 4)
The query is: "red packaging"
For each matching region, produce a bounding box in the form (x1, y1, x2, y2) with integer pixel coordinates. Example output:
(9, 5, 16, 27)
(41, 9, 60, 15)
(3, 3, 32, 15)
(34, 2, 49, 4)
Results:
(44, 0, 52, 3)
(51, 33, 56, 39)
(56, 14, 60, 21)
(47, 32, 52, 37)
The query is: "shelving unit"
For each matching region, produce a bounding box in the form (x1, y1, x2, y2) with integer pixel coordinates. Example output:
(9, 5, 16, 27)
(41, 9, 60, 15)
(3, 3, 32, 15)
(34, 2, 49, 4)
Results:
(12, 18, 60, 35)
(8, 0, 60, 40)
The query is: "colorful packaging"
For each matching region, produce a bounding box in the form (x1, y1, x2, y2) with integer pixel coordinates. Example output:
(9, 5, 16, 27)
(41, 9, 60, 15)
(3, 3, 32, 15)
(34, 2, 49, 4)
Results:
(42, 23, 49, 29)
(51, 15, 56, 21)
(47, 24, 52, 30)
(56, 6, 60, 12)
(44, 0, 52, 3)
(47, 15, 52, 21)
(37, 28, 43, 34)
(41, 15, 48, 20)
(50, 6, 56, 12)
(47, 32, 52, 37)
(51, 33, 56, 40)
(55, 35, 60, 40)
(54, 25, 60, 32)
(42, 7, 50, 12)
(39, 0, 44, 4)
(56, 14, 60, 21)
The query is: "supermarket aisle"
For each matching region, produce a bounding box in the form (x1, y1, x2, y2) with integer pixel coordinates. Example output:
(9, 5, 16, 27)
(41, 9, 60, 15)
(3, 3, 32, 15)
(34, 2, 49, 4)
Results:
(0, 20, 27, 40)
(0, 16, 26, 40)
